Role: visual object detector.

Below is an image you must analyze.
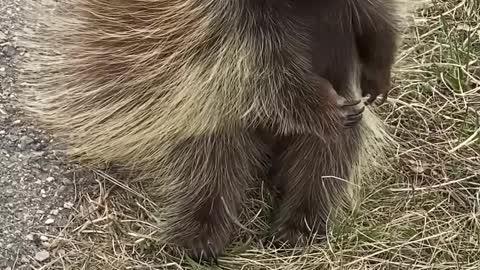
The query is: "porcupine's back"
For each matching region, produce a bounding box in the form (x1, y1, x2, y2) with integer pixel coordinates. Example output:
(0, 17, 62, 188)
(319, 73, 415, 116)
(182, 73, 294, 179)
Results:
(19, 0, 280, 176)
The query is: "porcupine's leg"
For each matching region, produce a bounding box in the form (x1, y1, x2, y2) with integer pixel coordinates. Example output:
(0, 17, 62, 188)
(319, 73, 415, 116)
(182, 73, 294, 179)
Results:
(161, 131, 268, 262)
(269, 126, 363, 245)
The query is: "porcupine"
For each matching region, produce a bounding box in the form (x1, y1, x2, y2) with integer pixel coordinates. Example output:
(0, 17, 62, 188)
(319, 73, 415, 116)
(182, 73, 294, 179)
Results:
(19, 0, 406, 261)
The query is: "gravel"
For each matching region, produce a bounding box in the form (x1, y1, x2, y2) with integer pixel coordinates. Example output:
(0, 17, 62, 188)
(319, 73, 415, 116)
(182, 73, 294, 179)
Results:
(0, 0, 77, 268)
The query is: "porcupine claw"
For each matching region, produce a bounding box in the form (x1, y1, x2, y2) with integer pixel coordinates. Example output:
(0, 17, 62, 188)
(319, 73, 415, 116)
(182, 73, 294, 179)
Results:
(336, 96, 365, 128)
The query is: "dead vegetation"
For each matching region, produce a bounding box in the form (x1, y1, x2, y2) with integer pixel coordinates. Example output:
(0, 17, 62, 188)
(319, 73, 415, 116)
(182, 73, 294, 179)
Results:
(31, 0, 480, 269)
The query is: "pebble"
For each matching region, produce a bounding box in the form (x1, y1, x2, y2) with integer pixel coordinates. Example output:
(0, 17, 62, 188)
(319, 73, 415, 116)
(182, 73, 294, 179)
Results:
(50, 209, 59, 215)
(57, 249, 66, 256)
(20, 256, 30, 264)
(63, 202, 74, 209)
(34, 250, 50, 262)
(56, 186, 66, 195)
(2, 45, 16, 57)
(18, 135, 34, 150)
(62, 178, 72, 185)
(44, 218, 54, 225)
(6, 134, 18, 142)
(40, 235, 48, 241)
(46, 176, 55, 182)
(31, 143, 45, 151)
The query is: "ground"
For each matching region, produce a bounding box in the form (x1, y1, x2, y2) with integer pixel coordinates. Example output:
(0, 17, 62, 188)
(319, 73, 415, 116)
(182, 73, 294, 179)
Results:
(1, 0, 479, 269)
(0, 0, 78, 268)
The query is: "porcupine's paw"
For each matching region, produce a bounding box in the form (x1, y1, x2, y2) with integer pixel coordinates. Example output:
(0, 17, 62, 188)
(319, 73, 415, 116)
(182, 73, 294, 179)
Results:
(270, 211, 328, 248)
(361, 67, 391, 105)
(316, 77, 365, 129)
(183, 230, 228, 264)
(271, 222, 309, 248)
(178, 224, 230, 264)
(336, 96, 365, 128)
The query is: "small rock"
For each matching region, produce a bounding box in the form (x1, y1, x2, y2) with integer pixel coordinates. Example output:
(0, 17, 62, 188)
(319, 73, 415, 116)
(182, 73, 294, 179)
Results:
(20, 256, 30, 264)
(31, 151, 45, 158)
(58, 249, 66, 256)
(36, 210, 45, 214)
(31, 143, 45, 151)
(40, 235, 48, 241)
(44, 218, 55, 225)
(25, 234, 34, 241)
(46, 176, 55, 182)
(50, 209, 59, 215)
(6, 134, 18, 142)
(64, 202, 74, 209)
(2, 45, 16, 57)
(62, 178, 72, 185)
(34, 250, 50, 262)
(56, 186, 66, 195)
(18, 135, 34, 150)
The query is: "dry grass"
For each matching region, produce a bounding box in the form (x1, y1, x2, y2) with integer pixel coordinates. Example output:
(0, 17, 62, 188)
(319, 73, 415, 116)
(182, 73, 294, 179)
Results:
(30, 0, 480, 269)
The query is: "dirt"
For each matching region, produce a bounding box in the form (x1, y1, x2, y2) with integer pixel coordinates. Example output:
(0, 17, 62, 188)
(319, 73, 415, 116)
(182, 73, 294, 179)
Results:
(0, 1, 78, 268)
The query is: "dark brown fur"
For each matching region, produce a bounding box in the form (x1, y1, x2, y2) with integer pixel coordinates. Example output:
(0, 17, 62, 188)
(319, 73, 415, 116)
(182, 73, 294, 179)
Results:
(261, 0, 401, 246)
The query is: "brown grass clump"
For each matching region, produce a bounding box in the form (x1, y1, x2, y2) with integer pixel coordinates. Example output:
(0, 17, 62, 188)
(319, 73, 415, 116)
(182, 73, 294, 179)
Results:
(26, 0, 480, 269)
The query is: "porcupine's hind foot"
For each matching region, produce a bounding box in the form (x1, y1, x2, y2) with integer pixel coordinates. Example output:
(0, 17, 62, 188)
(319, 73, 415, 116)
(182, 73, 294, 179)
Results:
(174, 199, 233, 263)
(269, 127, 362, 247)
(159, 132, 268, 263)
(272, 219, 311, 247)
